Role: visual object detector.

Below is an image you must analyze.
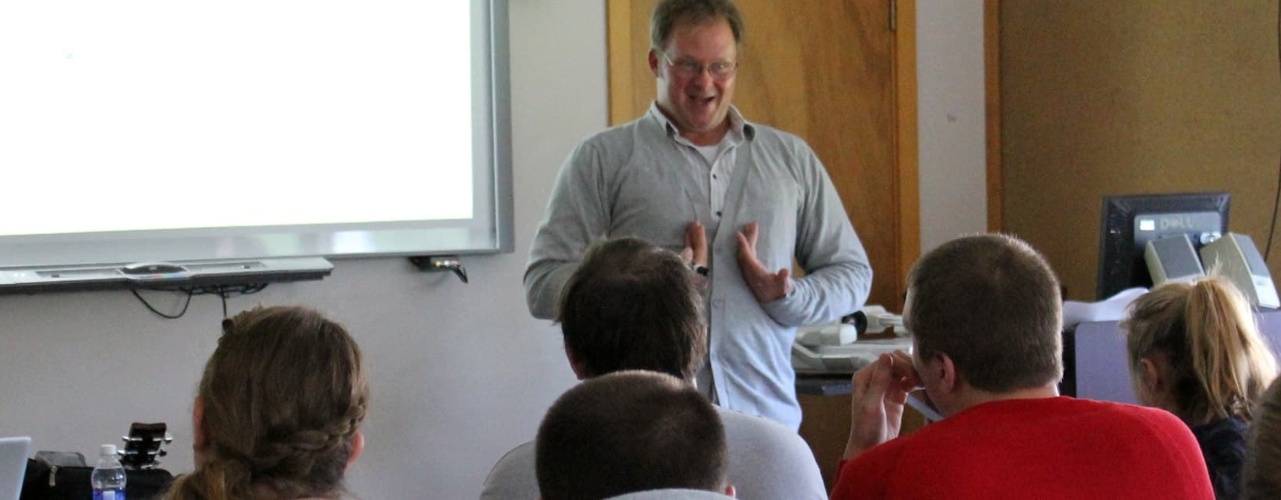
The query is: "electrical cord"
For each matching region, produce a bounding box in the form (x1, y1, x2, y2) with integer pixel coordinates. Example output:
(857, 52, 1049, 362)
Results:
(129, 283, 269, 319)
(130, 288, 194, 319)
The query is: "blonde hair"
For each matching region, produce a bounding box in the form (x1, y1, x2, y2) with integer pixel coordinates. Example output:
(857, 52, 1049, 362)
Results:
(165, 306, 369, 500)
(1244, 377, 1281, 499)
(1123, 276, 1278, 424)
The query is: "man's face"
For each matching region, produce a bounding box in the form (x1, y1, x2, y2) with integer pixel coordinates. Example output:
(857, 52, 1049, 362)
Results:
(649, 17, 737, 145)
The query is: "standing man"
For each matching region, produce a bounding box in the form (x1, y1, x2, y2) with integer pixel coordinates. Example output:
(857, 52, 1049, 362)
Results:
(524, 0, 871, 429)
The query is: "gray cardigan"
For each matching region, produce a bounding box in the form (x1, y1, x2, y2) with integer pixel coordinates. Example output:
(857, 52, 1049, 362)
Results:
(524, 106, 872, 428)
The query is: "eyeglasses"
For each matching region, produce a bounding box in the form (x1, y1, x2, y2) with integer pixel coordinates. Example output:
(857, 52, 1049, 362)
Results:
(662, 53, 737, 81)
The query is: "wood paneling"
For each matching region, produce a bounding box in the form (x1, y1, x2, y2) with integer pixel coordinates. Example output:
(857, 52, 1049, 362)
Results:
(985, 0, 1002, 232)
(998, 1, 1281, 300)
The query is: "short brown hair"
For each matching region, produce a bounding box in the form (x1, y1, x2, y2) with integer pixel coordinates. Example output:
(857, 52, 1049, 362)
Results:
(535, 370, 728, 499)
(906, 233, 1063, 392)
(650, 0, 745, 51)
(1123, 276, 1278, 423)
(556, 236, 707, 380)
(165, 305, 368, 500)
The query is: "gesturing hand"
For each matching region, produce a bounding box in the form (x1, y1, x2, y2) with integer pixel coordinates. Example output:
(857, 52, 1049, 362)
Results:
(844, 350, 921, 460)
(735, 222, 792, 302)
(681, 220, 708, 269)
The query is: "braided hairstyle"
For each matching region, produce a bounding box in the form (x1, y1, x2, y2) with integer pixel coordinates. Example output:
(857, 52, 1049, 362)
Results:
(165, 305, 369, 500)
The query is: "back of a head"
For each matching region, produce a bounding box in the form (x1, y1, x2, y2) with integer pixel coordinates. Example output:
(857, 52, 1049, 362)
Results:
(166, 305, 369, 500)
(556, 237, 707, 380)
(1244, 377, 1281, 499)
(535, 371, 728, 500)
(1123, 276, 1279, 423)
(907, 233, 1063, 392)
(649, 0, 745, 51)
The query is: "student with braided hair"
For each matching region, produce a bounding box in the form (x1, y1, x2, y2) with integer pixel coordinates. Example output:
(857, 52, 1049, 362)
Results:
(1124, 276, 1279, 499)
(164, 305, 369, 500)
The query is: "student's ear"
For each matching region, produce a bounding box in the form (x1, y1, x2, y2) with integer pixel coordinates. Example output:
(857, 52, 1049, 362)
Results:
(565, 343, 589, 380)
(936, 353, 958, 393)
(346, 430, 364, 469)
(1139, 357, 1163, 393)
(192, 397, 207, 452)
(724, 484, 736, 497)
(648, 48, 660, 76)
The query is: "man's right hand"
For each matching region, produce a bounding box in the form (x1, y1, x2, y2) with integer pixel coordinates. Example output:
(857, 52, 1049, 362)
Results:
(682, 220, 708, 268)
(843, 350, 920, 460)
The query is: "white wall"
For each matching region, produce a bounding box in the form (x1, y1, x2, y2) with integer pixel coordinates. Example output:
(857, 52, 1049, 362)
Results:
(0, 1, 604, 498)
(917, 1, 988, 253)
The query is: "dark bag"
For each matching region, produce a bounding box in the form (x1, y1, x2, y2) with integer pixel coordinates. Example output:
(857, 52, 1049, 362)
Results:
(21, 459, 173, 500)
(20, 423, 176, 500)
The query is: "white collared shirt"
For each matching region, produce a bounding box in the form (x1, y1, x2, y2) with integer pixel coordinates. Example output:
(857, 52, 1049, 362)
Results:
(649, 103, 747, 228)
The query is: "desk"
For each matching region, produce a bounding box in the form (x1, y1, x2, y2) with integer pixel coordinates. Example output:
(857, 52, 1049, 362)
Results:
(1067, 308, 1281, 404)
(796, 374, 853, 396)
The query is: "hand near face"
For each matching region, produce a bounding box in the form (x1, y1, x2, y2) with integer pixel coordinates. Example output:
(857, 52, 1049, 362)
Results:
(844, 350, 921, 460)
(735, 222, 792, 302)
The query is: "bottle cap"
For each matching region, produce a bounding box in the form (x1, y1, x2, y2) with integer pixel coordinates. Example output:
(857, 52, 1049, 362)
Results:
(100, 444, 117, 456)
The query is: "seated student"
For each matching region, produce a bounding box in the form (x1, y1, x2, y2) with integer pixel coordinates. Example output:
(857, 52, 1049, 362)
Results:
(164, 305, 369, 500)
(1244, 377, 1281, 499)
(535, 370, 734, 499)
(832, 234, 1214, 499)
(482, 237, 825, 500)
(1124, 277, 1279, 499)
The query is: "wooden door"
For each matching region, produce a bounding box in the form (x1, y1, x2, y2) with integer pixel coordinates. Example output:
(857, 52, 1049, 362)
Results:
(608, 0, 918, 488)
(608, 0, 917, 313)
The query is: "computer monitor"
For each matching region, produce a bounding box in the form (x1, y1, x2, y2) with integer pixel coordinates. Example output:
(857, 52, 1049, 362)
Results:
(1096, 192, 1230, 300)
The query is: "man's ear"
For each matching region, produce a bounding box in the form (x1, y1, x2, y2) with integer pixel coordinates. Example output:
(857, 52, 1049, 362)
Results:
(346, 430, 364, 469)
(565, 344, 589, 380)
(648, 48, 660, 77)
(724, 484, 736, 497)
(936, 353, 958, 393)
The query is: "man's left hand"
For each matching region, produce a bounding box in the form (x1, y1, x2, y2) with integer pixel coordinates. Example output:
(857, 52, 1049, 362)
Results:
(735, 222, 792, 302)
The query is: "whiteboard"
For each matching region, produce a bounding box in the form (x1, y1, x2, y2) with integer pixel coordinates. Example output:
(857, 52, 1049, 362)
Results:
(0, 0, 512, 269)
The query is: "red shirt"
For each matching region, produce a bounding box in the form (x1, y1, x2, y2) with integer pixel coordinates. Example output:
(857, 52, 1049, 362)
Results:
(831, 397, 1213, 499)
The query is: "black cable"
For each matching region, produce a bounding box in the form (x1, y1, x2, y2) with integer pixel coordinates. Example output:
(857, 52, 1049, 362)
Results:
(185, 283, 269, 317)
(129, 282, 269, 319)
(130, 288, 194, 319)
(1269, 0, 1281, 262)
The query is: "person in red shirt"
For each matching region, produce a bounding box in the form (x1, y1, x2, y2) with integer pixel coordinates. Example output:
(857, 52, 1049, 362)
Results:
(831, 234, 1214, 499)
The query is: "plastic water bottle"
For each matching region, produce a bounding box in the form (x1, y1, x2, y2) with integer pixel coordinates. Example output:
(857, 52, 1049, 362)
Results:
(91, 444, 127, 500)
